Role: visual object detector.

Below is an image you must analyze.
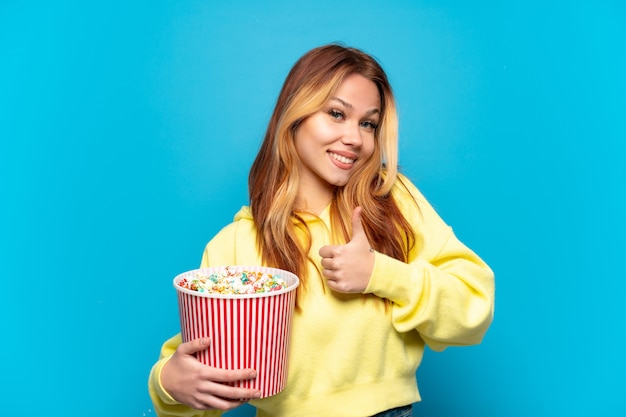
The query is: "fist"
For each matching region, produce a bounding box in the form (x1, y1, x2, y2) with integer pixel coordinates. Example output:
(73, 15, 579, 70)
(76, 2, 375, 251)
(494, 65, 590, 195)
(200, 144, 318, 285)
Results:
(318, 206, 374, 293)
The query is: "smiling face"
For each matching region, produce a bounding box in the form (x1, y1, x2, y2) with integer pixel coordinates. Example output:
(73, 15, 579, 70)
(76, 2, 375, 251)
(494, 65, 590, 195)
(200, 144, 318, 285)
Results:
(293, 73, 381, 212)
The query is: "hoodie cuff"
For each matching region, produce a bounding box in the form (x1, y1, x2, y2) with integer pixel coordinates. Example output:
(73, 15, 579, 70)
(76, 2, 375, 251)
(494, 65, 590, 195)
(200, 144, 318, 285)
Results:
(149, 355, 179, 405)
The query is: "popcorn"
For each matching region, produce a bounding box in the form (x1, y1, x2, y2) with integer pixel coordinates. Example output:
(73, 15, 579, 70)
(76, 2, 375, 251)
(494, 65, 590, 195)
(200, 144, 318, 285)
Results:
(177, 266, 288, 294)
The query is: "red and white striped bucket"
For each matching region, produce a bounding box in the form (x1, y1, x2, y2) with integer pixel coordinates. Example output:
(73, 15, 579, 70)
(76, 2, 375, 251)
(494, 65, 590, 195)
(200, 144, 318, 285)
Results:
(173, 266, 299, 398)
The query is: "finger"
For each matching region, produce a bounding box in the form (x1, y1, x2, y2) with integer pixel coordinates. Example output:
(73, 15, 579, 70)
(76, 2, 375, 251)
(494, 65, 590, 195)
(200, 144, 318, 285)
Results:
(177, 337, 211, 356)
(195, 383, 260, 410)
(320, 256, 336, 271)
(201, 379, 260, 400)
(319, 244, 336, 259)
(208, 367, 258, 384)
(351, 206, 367, 241)
(325, 277, 348, 293)
(202, 395, 254, 411)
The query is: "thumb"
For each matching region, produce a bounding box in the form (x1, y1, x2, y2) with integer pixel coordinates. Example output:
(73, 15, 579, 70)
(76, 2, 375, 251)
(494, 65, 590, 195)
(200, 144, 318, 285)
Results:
(177, 337, 211, 356)
(350, 206, 367, 241)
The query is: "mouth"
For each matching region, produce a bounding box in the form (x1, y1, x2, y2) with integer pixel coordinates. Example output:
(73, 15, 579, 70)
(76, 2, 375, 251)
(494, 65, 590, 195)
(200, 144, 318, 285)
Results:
(328, 151, 356, 165)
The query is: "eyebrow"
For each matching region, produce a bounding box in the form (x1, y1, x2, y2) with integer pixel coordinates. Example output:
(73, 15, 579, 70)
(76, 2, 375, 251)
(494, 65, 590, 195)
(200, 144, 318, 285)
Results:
(330, 97, 380, 116)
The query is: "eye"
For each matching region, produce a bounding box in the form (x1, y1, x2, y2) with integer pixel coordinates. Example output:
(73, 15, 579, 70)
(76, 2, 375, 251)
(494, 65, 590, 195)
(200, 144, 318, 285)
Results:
(360, 120, 378, 131)
(328, 109, 345, 120)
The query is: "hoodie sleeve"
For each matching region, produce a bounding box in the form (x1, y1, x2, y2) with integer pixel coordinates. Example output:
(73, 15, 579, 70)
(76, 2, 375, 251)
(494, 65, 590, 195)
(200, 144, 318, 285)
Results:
(363, 178, 495, 351)
(147, 211, 254, 417)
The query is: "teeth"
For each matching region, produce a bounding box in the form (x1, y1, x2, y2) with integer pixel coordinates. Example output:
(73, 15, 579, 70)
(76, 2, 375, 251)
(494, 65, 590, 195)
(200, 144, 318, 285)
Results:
(330, 152, 355, 164)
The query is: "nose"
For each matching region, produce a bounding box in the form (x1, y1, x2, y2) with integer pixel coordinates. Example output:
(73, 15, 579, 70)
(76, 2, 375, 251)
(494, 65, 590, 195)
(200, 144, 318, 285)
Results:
(341, 122, 363, 147)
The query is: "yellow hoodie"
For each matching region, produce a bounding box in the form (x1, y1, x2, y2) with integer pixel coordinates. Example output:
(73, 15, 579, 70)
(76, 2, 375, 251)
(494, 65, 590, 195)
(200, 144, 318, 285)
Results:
(149, 176, 495, 417)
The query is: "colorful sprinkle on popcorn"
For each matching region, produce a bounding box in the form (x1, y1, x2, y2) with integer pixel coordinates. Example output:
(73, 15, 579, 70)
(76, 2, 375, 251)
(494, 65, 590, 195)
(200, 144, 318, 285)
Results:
(178, 267, 288, 294)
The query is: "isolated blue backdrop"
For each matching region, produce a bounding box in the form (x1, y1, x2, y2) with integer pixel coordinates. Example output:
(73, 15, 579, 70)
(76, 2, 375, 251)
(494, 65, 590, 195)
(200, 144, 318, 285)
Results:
(1, 1, 624, 416)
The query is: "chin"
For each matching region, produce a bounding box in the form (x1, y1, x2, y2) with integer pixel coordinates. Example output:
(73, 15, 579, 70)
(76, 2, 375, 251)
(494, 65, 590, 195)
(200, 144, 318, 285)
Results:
(329, 178, 350, 187)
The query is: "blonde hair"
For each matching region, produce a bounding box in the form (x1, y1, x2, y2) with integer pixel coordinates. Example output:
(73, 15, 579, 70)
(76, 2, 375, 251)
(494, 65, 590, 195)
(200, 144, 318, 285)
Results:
(248, 44, 416, 293)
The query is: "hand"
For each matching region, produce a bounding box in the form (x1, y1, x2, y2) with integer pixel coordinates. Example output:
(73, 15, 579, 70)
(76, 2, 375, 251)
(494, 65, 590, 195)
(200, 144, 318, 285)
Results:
(161, 337, 261, 410)
(319, 206, 375, 293)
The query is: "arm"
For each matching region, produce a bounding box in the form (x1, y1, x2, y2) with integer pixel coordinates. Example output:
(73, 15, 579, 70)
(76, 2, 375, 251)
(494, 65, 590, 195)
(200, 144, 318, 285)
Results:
(364, 182, 495, 350)
(365, 227, 494, 350)
(319, 179, 494, 350)
(149, 219, 262, 417)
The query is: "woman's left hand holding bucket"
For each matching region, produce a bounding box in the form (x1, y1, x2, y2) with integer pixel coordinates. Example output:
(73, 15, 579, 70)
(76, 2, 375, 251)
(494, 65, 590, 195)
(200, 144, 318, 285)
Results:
(161, 337, 261, 410)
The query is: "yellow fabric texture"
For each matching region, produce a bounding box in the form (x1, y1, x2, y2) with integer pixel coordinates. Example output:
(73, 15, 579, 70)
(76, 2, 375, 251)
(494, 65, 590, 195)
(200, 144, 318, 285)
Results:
(148, 176, 495, 417)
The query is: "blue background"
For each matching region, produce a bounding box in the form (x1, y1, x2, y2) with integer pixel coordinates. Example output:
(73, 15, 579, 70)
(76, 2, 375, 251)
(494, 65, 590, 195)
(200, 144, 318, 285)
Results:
(1, 1, 624, 416)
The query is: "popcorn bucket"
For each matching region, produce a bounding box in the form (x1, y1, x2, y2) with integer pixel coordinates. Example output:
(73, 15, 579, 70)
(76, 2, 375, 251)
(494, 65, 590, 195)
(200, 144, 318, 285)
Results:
(173, 266, 299, 398)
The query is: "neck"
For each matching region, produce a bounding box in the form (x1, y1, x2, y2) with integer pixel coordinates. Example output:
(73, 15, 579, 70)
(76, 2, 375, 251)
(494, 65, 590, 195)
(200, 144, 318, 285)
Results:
(295, 176, 336, 214)
(296, 198, 332, 215)
(295, 190, 334, 215)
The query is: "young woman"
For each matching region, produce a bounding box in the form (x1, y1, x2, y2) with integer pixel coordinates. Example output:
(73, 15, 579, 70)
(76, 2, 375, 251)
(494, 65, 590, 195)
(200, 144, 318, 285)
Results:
(149, 44, 495, 417)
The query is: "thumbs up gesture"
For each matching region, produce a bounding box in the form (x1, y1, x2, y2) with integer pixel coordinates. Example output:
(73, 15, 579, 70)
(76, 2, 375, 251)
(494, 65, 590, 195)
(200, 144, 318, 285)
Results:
(319, 206, 375, 293)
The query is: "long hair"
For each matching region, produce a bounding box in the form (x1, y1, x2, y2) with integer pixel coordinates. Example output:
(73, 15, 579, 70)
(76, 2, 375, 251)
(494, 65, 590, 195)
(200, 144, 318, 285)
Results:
(248, 44, 416, 291)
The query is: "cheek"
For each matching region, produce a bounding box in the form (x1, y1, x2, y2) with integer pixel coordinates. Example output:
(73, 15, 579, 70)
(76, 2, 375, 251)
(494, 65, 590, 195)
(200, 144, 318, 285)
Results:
(296, 117, 319, 140)
(311, 120, 337, 142)
(296, 119, 336, 149)
(293, 125, 312, 155)
(363, 136, 377, 159)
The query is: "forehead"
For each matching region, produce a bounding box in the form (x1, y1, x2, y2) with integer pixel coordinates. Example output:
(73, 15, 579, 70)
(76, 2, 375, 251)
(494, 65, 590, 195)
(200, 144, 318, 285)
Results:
(332, 74, 381, 111)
